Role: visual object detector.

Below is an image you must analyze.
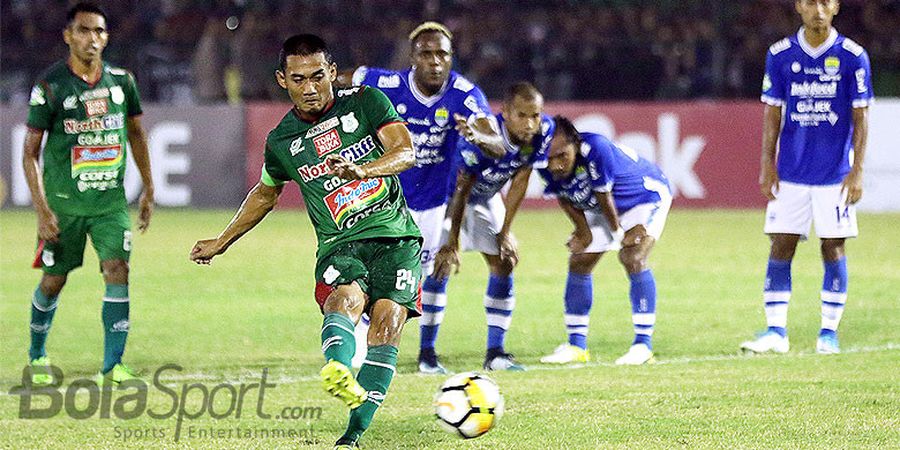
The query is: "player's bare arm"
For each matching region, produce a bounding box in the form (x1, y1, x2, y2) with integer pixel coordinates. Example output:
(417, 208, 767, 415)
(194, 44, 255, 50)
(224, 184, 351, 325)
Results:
(22, 128, 59, 242)
(190, 182, 283, 264)
(126, 115, 154, 232)
(496, 167, 532, 267)
(558, 198, 592, 254)
(453, 113, 505, 159)
(760, 104, 783, 200)
(432, 171, 476, 280)
(327, 122, 415, 180)
(842, 107, 868, 204)
(594, 190, 625, 242)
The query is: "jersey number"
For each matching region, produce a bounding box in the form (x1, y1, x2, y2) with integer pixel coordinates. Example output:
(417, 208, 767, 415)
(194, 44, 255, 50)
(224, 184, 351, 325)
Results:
(395, 269, 417, 293)
(835, 206, 850, 223)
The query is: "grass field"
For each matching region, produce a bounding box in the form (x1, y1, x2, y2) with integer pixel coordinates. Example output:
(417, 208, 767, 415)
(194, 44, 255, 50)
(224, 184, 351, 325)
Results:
(1, 208, 898, 449)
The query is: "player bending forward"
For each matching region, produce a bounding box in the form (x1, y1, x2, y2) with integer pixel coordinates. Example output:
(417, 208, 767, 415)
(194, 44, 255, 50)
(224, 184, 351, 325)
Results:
(538, 117, 671, 366)
(191, 35, 421, 449)
(742, 0, 872, 355)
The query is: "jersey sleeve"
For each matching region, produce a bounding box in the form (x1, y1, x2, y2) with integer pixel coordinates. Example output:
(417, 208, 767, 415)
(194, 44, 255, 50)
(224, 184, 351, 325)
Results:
(260, 142, 290, 187)
(457, 83, 491, 119)
(850, 50, 874, 108)
(586, 140, 615, 193)
(360, 86, 403, 132)
(761, 50, 786, 107)
(26, 81, 56, 130)
(352, 66, 394, 88)
(457, 138, 487, 175)
(124, 72, 143, 116)
(530, 116, 556, 170)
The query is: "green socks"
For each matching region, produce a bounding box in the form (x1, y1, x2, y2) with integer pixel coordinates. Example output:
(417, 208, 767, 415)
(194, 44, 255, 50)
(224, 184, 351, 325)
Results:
(102, 284, 129, 373)
(321, 313, 356, 367)
(29, 287, 59, 360)
(341, 344, 398, 444)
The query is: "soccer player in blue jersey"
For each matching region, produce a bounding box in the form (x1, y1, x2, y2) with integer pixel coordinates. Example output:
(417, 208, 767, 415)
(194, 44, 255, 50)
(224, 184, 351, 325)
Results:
(538, 117, 671, 366)
(741, 0, 872, 355)
(349, 22, 503, 373)
(432, 82, 554, 371)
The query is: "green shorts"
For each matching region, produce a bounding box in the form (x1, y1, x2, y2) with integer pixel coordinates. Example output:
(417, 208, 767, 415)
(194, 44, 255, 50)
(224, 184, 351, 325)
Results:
(314, 237, 422, 318)
(35, 210, 132, 275)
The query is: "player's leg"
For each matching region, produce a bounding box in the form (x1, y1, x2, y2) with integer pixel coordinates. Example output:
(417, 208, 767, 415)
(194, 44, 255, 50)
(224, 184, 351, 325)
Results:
(540, 251, 602, 364)
(335, 237, 421, 447)
(743, 182, 811, 353)
(28, 214, 86, 386)
(320, 281, 369, 409)
(811, 183, 858, 354)
(616, 228, 658, 365)
(91, 210, 136, 384)
(414, 205, 450, 374)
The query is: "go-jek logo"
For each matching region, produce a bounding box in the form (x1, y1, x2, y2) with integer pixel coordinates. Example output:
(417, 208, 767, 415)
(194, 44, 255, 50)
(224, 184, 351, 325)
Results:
(324, 178, 387, 227)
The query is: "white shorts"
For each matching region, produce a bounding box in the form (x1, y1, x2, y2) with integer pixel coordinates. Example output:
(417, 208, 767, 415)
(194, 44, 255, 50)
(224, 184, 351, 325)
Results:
(764, 181, 858, 239)
(583, 190, 672, 254)
(409, 204, 448, 276)
(458, 194, 506, 256)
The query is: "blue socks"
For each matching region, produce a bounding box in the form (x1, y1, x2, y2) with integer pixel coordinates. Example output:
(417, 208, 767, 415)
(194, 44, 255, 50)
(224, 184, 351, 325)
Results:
(563, 272, 593, 349)
(629, 270, 657, 348)
(419, 275, 448, 351)
(820, 257, 848, 335)
(763, 258, 791, 337)
(484, 274, 515, 351)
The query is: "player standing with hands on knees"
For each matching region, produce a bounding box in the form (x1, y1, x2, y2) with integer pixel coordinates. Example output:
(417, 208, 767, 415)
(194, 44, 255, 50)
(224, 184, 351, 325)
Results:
(742, 0, 872, 355)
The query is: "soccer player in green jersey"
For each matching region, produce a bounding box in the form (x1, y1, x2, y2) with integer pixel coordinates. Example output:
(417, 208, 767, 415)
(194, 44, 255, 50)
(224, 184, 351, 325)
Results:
(190, 34, 421, 449)
(23, 2, 154, 386)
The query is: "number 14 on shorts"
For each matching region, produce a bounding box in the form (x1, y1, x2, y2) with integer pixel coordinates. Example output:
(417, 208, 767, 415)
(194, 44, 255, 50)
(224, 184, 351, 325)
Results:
(835, 205, 850, 223)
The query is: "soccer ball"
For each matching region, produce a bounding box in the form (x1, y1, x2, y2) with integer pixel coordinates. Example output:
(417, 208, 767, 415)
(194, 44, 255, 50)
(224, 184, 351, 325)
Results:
(434, 372, 504, 439)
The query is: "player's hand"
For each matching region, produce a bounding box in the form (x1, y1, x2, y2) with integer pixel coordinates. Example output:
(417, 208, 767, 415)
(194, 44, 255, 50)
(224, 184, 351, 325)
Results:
(432, 245, 460, 280)
(326, 154, 367, 180)
(190, 238, 225, 265)
(138, 188, 154, 233)
(841, 169, 863, 204)
(622, 225, 646, 248)
(37, 210, 60, 243)
(453, 113, 474, 141)
(759, 165, 779, 201)
(497, 233, 519, 268)
(567, 228, 593, 254)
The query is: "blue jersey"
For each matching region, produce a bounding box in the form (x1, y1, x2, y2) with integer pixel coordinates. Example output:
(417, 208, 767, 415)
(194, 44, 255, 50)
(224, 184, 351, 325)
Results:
(459, 113, 555, 203)
(353, 66, 492, 210)
(761, 28, 873, 185)
(539, 133, 670, 213)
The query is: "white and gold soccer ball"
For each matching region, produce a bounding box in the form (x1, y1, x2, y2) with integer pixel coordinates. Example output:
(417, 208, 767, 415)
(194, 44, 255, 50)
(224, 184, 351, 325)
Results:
(434, 372, 504, 439)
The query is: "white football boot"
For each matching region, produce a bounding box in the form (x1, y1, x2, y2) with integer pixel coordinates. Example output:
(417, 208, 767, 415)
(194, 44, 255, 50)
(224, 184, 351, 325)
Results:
(540, 344, 591, 364)
(740, 331, 789, 354)
(615, 343, 655, 365)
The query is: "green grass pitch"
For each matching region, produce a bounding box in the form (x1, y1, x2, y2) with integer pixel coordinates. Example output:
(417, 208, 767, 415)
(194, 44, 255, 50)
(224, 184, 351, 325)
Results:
(1, 209, 898, 449)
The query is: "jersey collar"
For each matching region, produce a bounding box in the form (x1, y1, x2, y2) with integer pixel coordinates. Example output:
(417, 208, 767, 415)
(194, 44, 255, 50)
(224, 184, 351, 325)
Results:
(292, 97, 336, 123)
(67, 59, 104, 87)
(407, 69, 449, 108)
(797, 27, 838, 59)
(498, 114, 521, 155)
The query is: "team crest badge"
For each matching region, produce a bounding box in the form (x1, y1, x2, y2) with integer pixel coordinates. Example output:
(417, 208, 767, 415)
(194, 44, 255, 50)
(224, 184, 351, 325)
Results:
(110, 86, 125, 105)
(824, 57, 840, 76)
(289, 137, 304, 156)
(341, 112, 359, 133)
(434, 107, 449, 126)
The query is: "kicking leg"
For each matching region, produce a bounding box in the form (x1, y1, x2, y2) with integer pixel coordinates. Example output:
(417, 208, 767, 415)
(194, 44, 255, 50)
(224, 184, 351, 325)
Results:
(320, 282, 368, 409)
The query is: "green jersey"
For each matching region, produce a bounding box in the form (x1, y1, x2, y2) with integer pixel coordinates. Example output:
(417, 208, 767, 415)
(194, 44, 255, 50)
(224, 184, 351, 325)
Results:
(261, 85, 420, 257)
(27, 61, 142, 217)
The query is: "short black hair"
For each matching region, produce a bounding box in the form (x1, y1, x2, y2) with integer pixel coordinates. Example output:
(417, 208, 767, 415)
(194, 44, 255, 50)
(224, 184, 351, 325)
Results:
(67, 2, 108, 26)
(504, 82, 542, 104)
(553, 115, 582, 148)
(279, 34, 333, 71)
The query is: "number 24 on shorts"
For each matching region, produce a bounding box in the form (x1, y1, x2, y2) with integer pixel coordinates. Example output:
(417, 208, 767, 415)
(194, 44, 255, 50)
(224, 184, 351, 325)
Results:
(395, 269, 417, 292)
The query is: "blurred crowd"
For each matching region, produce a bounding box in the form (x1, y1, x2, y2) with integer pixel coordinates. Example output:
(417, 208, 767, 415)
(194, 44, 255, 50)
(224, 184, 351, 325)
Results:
(2, 0, 899, 104)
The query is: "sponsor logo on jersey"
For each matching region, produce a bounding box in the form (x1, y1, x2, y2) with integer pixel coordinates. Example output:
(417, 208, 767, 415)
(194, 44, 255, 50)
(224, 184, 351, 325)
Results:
(762, 74, 772, 92)
(290, 137, 304, 156)
(110, 86, 125, 105)
(855, 68, 868, 93)
(79, 87, 109, 101)
(790, 81, 837, 98)
(84, 98, 109, 116)
(377, 74, 400, 88)
(824, 57, 840, 76)
(63, 96, 78, 110)
(298, 135, 378, 182)
(791, 62, 801, 73)
(396, 103, 407, 115)
(337, 87, 360, 97)
(63, 113, 125, 134)
(305, 117, 340, 138)
(407, 117, 430, 126)
(71, 145, 123, 176)
(324, 178, 388, 227)
(314, 129, 343, 156)
(434, 107, 449, 127)
(463, 95, 480, 113)
(340, 112, 359, 133)
(29, 86, 46, 106)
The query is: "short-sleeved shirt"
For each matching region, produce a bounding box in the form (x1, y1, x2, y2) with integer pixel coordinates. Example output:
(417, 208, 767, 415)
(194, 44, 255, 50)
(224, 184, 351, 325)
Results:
(27, 61, 142, 216)
(761, 28, 874, 185)
(540, 133, 670, 213)
(261, 86, 421, 257)
(353, 67, 491, 210)
(459, 113, 554, 203)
